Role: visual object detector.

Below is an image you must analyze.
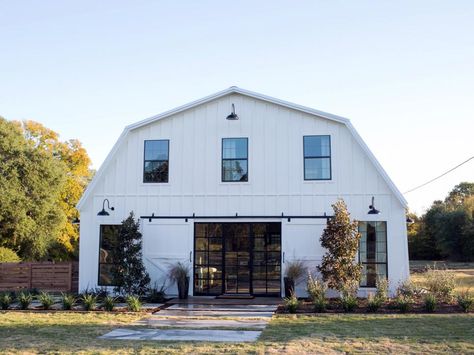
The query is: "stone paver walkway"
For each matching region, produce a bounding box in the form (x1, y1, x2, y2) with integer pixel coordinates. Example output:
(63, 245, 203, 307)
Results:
(100, 299, 279, 342)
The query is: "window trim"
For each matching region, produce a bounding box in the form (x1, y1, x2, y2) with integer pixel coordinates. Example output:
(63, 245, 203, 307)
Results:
(143, 139, 170, 184)
(97, 224, 121, 287)
(221, 137, 249, 182)
(358, 221, 388, 288)
(303, 135, 332, 181)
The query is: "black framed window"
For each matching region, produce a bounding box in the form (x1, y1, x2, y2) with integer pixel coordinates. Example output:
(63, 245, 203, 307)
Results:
(144, 140, 169, 183)
(98, 224, 120, 286)
(303, 135, 331, 180)
(358, 221, 387, 287)
(222, 138, 248, 182)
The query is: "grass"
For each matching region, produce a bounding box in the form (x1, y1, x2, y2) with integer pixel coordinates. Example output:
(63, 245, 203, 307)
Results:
(0, 312, 473, 353)
(410, 261, 474, 292)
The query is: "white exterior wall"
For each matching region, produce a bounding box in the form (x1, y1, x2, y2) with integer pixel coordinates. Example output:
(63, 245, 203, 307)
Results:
(78, 92, 409, 296)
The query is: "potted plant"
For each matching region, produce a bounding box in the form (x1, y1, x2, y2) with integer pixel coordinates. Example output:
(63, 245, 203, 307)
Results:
(168, 262, 190, 299)
(284, 260, 306, 298)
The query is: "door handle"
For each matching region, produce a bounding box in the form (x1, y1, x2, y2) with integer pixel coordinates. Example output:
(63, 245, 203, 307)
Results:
(283, 251, 285, 263)
(190, 251, 192, 263)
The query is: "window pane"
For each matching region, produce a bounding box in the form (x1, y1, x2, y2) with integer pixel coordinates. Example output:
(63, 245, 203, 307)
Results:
(359, 221, 388, 287)
(304, 136, 330, 157)
(145, 140, 169, 160)
(99, 264, 116, 286)
(144, 161, 169, 182)
(99, 225, 120, 286)
(222, 160, 248, 181)
(223, 138, 247, 159)
(304, 158, 330, 180)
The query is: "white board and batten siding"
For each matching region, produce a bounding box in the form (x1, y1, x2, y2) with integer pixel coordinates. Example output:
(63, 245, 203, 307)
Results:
(78, 87, 409, 296)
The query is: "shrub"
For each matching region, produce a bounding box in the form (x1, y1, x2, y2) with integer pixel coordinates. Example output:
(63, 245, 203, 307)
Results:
(146, 284, 167, 303)
(61, 293, 76, 310)
(456, 290, 474, 313)
(424, 266, 456, 302)
(395, 295, 412, 313)
(367, 293, 383, 312)
(341, 293, 358, 312)
(375, 277, 389, 301)
(18, 292, 33, 310)
(0, 247, 21, 262)
(0, 292, 12, 310)
(81, 294, 97, 311)
(103, 296, 117, 312)
(284, 292, 299, 313)
(39, 292, 54, 310)
(306, 273, 327, 302)
(126, 295, 142, 312)
(285, 261, 307, 283)
(396, 280, 423, 299)
(313, 296, 328, 313)
(423, 293, 437, 312)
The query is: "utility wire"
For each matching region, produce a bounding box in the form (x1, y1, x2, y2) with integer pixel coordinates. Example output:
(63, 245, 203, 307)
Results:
(404, 155, 474, 194)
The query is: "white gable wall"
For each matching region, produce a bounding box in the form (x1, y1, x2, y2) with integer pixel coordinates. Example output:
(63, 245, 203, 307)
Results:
(78, 93, 408, 295)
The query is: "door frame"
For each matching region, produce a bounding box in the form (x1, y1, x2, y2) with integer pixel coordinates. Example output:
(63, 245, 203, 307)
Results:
(193, 222, 282, 297)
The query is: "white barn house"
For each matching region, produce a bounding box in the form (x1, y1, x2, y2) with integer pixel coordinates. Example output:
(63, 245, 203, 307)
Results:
(77, 87, 409, 297)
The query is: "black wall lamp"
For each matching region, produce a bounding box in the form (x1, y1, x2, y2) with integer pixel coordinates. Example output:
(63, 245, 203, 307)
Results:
(226, 103, 239, 120)
(368, 196, 380, 215)
(98, 198, 114, 216)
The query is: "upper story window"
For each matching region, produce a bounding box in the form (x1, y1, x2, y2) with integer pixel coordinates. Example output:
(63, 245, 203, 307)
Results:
(303, 135, 331, 180)
(222, 138, 248, 182)
(144, 140, 169, 183)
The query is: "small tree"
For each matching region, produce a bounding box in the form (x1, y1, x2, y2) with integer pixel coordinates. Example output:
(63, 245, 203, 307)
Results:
(113, 212, 150, 295)
(317, 199, 362, 292)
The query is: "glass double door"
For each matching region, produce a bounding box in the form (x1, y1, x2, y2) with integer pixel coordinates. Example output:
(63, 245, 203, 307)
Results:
(194, 222, 281, 296)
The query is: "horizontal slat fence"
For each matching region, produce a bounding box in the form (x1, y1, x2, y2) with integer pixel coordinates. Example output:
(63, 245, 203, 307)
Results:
(0, 262, 78, 293)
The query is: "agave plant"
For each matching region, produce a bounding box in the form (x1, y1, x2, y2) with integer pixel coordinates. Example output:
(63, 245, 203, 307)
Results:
(39, 292, 54, 310)
(61, 293, 76, 310)
(126, 295, 142, 312)
(18, 292, 33, 310)
(81, 294, 97, 311)
(102, 295, 117, 312)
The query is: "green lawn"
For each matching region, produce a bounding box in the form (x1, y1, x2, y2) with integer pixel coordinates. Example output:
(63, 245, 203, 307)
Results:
(0, 312, 473, 354)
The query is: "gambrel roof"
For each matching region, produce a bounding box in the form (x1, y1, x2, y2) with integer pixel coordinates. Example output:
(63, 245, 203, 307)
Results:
(77, 87, 407, 210)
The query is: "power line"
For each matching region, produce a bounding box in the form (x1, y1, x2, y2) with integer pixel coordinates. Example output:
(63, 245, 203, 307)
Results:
(403, 155, 474, 194)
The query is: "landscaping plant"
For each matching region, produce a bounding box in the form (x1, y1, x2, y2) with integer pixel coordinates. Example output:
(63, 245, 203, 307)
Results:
(396, 279, 423, 299)
(146, 283, 167, 303)
(126, 295, 142, 312)
(456, 290, 474, 313)
(423, 293, 437, 312)
(284, 292, 299, 314)
(306, 273, 327, 302)
(313, 296, 328, 313)
(367, 293, 383, 312)
(340, 283, 358, 312)
(395, 295, 412, 313)
(424, 265, 456, 302)
(168, 262, 190, 299)
(112, 212, 151, 296)
(0, 292, 12, 310)
(81, 294, 97, 311)
(18, 292, 33, 310)
(61, 293, 76, 310)
(375, 277, 389, 301)
(39, 292, 54, 310)
(103, 296, 117, 312)
(317, 199, 362, 292)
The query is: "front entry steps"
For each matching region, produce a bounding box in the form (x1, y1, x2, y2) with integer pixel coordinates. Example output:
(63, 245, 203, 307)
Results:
(100, 299, 279, 342)
(216, 293, 254, 300)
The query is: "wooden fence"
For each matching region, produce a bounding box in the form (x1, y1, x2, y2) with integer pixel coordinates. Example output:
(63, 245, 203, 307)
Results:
(0, 262, 79, 293)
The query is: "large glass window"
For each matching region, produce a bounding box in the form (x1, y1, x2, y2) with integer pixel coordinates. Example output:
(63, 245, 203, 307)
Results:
(222, 138, 248, 182)
(98, 225, 120, 286)
(359, 221, 387, 287)
(144, 140, 169, 183)
(303, 135, 331, 180)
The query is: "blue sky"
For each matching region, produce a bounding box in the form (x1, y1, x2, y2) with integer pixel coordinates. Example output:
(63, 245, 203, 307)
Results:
(1, 1, 472, 214)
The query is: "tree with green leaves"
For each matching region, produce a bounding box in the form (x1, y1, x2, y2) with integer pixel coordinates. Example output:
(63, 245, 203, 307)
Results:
(0, 117, 66, 260)
(0, 247, 21, 262)
(112, 212, 150, 295)
(317, 199, 362, 292)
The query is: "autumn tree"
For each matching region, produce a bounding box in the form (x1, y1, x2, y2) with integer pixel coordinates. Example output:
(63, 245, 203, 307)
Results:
(0, 118, 66, 259)
(18, 120, 93, 259)
(317, 199, 362, 292)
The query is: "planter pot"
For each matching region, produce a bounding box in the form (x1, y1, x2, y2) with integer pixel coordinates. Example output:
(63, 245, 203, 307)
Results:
(178, 277, 190, 299)
(284, 277, 295, 298)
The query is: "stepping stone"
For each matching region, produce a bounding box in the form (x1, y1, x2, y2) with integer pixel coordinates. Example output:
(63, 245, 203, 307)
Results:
(166, 304, 277, 312)
(134, 317, 269, 329)
(153, 310, 274, 318)
(100, 328, 261, 342)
